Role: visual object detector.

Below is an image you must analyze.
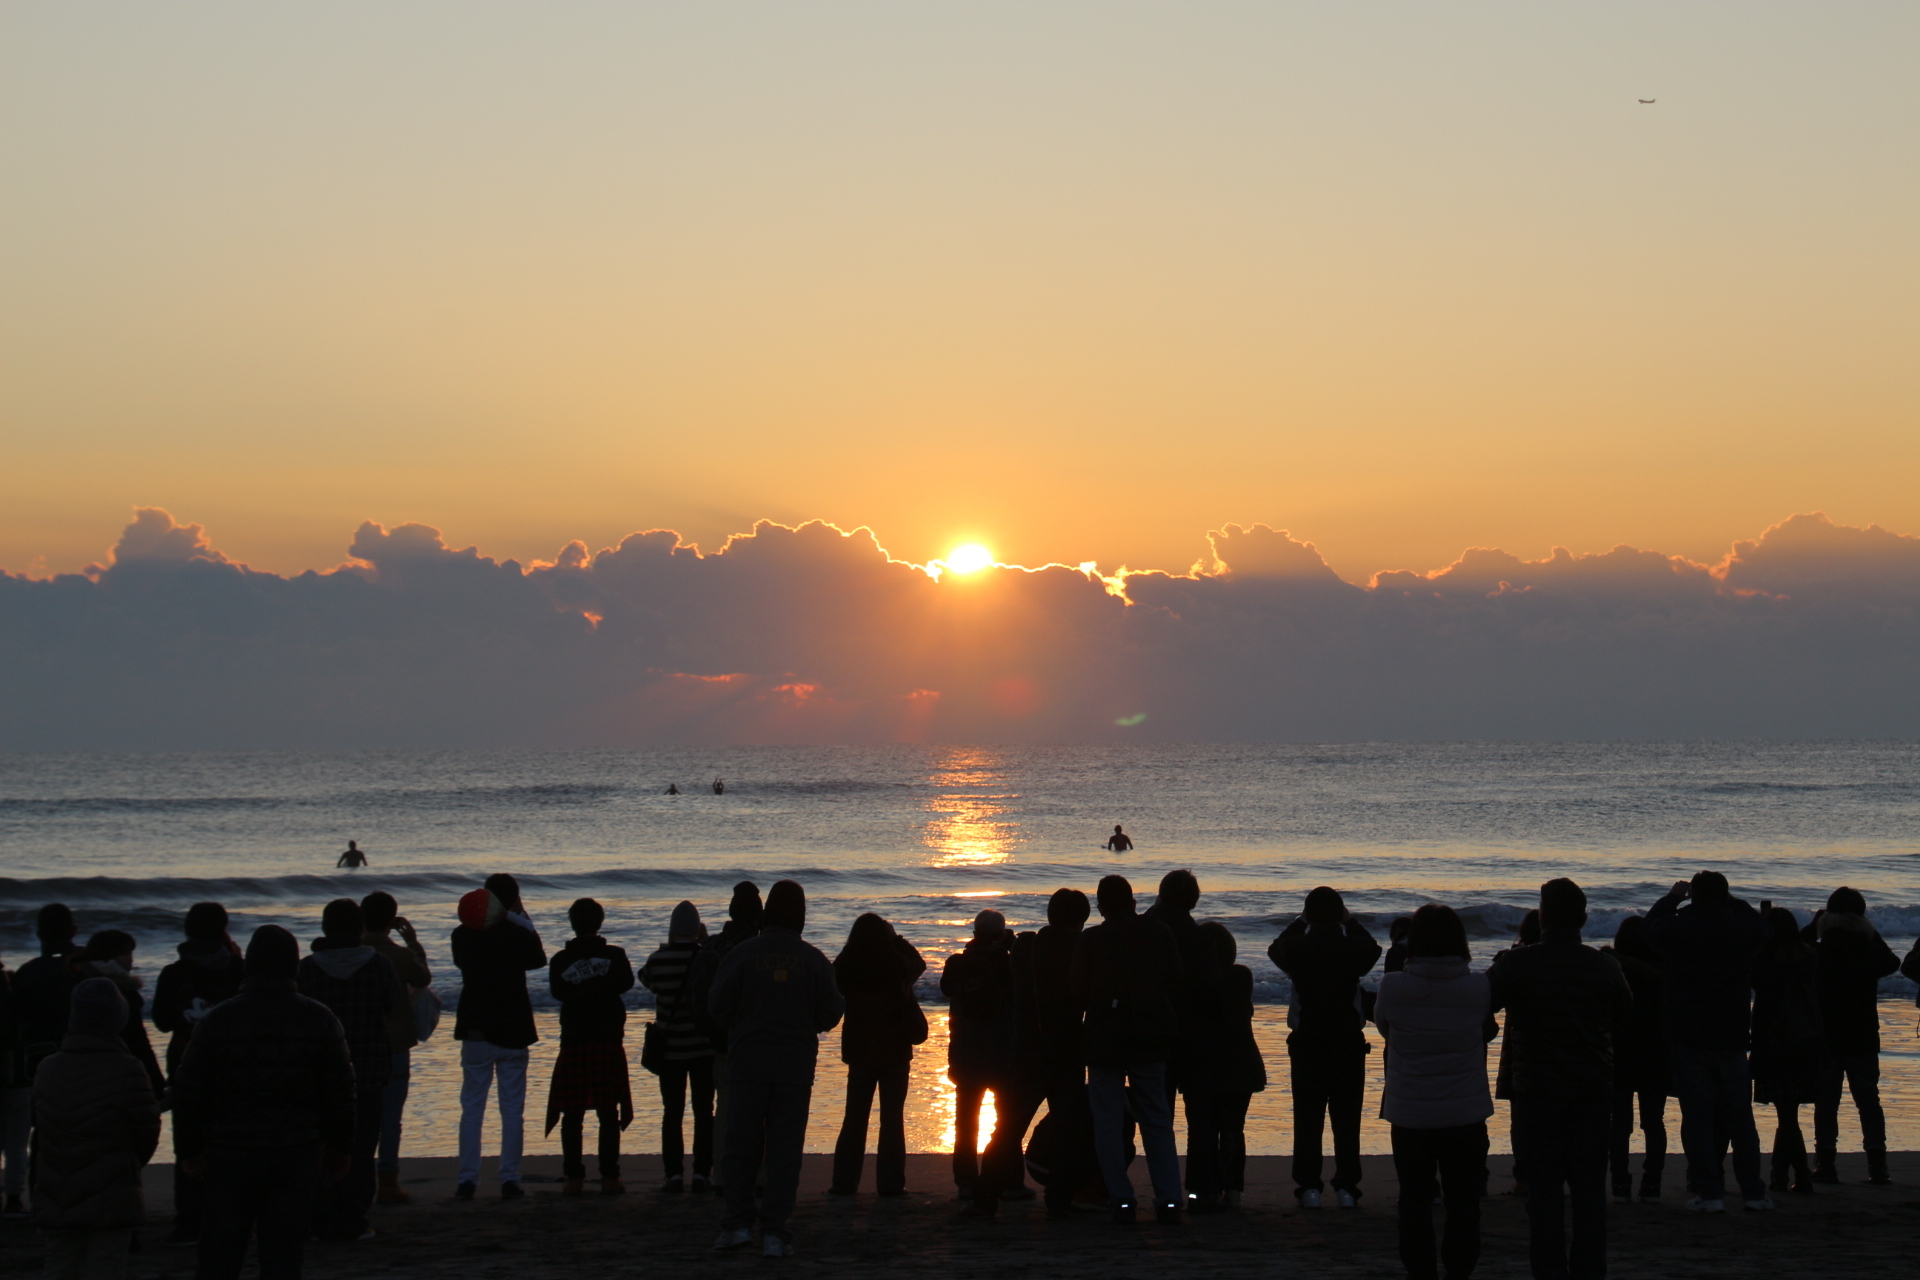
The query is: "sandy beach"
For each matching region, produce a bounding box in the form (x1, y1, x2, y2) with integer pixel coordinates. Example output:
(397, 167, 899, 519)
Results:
(2, 1151, 1915, 1279)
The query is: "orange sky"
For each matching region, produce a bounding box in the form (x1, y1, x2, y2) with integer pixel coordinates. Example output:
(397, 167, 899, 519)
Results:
(3, 4, 1916, 583)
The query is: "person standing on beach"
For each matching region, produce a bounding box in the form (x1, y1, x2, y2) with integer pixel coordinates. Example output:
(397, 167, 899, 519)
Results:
(1751, 907, 1824, 1195)
(1000, 888, 1095, 1218)
(1269, 886, 1380, 1209)
(941, 910, 1016, 1199)
(359, 892, 432, 1205)
(8, 904, 80, 1218)
(1803, 887, 1899, 1185)
(829, 913, 927, 1197)
(549, 898, 637, 1196)
(450, 875, 546, 1202)
(1145, 869, 1225, 1211)
(689, 881, 763, 1196)
(708, 880, 844, 1257)
(173, 925, 356, 1280)
(151, 902, 244, 1243)
(1599, 915, 1669, 1203)
(639, 901, 712, 1193)
(297, 898, 399, 1242)
(1072, 874, 1185, 1224)
(1197, 921, 1266, 1208)
(1490, 878, 1632, 1280)
(1645, 871, 1768, 1212)
(69, 932, 164, 1099)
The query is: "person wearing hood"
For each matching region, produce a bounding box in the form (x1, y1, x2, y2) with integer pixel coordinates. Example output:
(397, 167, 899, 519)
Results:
(638, 900, 712, 1194)
(1600, 915, 1669, 1204)
(8, 904, 82, 1217)
(297, 897, 399, 1242)
(69, 931, 164, 1099)
(151, 902, 245, 1243)
(1751, 907, 1824, 1195)
(1268, 885, 1381, 1209)
(172, 925, 356, 1280)
(547, 898, 636, 1196)
(1005, 887, 1097, 1218)
(1198, 921, 1266, 1208)
(30, 977, 161, 1280)
(1802, 887, 1899, 1184)
(708, 880, 843, 1257)
(1144, 869, 1227, 1211)
(450, 874, 546, 1202)
(1376, 904, 1494, 1280)
(358, 891, 432, 1206)
(829, 912, 927, 1197)
(941, 909, 1016, 1198)
(687, 881, 763, 1196)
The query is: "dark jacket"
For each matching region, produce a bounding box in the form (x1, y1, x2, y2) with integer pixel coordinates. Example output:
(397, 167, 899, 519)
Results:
(10, 947, 78, 1081)
(1026, 922, 1085, 1070)
(1599, 946, 1669, 1095)
(1145, 903, 1223, 1057)
(1070, 911, 1183, 1069)
(553, 936, 635, 1045)
(1211, 964, 1268, 1096)
(152, 939, 245, 1078)
(30, 1032, 161, 1231)
(688, 918, 759, 1053)
(941, 933, 1015, 1083)
(1644, 892, 1763, 1051)
(297, 941, 398, 1092)
(0, 966, 26, 1091)
(1750, 946, 1824, 1105)
(833, 934, 927, 1070)
(1804, 914, 1899, 1056)
(708, 926, 844, 1083)
(1268, 918, 1381, 1054)
(1487, 928, 1633, 1103)
(450, 918, 546, 1050)
(170, 976, 357, 1156)
(363, 930, 432, 1052)
(68, 961, 164, 1098)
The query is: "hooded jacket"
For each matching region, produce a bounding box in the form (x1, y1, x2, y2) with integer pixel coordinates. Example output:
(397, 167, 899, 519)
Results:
(1487, 928, 1633, 1102)
(708, 926, 844, 1084)
(1071, 911, 1183, 1069)
(152, 939, 245, 1077)
(688, 917, 761, 1053)
(1374, 957, 1494, 1129)
(70, 959, 164, 1098)
(170, 976, 356, 1156)
(31, 1031, 161, 1231)
(450, 900, 547, 1051)
(1268, 918, 1382, 1053)
(298, 940, 399, 1090)
(1644, 891, 1763, 1051)
(1804, 912, 1899, 1056)
(941, 933, 1015, 1083)
(833, 932, 927, 1070)
(555, 936, 637, 1046)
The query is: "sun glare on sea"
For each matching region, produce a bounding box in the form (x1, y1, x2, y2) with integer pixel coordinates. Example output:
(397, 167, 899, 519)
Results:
(944, 543, 994, 574)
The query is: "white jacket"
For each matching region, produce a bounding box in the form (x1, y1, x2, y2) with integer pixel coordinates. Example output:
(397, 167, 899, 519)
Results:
(1374, 957, 1494, 1129)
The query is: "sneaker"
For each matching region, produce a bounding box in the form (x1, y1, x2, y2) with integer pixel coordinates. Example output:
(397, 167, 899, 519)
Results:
(690, 1174, 712, 1195)
(761, 1235, 795, 1258)
(499, 1182, 524, 1201)
(1744, 1196, 1776, 1212)
(455, 1182, 476, 1202)
(1335, 1188, 1358, 1209)
(1686, 1196, 1724, 1213)
(1298, 1189, 1323, 1209)
(660, 1175, 684, 1194)
(713, 1227, 755, 1252)
(1154, 1203, 1182, 1224)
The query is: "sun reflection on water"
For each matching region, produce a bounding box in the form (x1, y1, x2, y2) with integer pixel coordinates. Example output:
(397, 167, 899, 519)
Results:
(921, 748, 1020, 867)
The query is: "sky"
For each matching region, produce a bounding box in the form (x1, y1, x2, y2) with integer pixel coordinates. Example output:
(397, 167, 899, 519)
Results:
(3, 2, 1916, 586)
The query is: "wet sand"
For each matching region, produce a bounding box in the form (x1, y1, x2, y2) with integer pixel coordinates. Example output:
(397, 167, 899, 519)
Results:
(2, 1152, 1916, 1279)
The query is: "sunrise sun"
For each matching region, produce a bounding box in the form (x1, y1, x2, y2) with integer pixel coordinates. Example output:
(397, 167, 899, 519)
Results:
(943, 543, 994, 575)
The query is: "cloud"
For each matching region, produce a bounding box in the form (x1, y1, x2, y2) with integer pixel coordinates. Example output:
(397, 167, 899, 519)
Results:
(4, 509, 1918, 748)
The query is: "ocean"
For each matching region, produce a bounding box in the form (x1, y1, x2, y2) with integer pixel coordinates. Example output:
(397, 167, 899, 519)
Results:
(4, 742, 1918, 1159)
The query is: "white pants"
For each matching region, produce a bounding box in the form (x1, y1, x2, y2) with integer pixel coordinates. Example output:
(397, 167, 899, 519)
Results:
(457, 1039, 529, 1186)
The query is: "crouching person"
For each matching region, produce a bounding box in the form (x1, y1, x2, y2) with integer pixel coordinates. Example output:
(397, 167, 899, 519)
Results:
(32, 978, 161, 1280)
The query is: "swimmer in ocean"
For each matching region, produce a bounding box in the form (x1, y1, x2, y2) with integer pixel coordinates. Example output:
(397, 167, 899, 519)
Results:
(666, 783, 680, 796)
(1105, 825, 1133, 852)
(713, 777, 725, 795)
(337, 840, 368, 868)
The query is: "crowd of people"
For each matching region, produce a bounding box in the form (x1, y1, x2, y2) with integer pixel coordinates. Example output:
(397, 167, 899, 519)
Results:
(2, 867, 1917, 1279)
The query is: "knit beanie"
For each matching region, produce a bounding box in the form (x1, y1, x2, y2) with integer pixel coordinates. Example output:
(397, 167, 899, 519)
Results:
(244, 925, 300, 980)
(68, 977, 128, 1037)
(729, 881, 763, 926)
(670, 900, 702, 941)
(459, 889, 506, 931)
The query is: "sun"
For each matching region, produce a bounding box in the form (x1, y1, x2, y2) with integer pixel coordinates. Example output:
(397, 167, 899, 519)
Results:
(944, 543, 994, 575)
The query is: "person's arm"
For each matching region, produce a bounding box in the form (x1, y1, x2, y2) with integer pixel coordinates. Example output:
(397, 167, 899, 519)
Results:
(150, 965, 183, 1034)
(123, 1059, 162, 1167)
(610, 947, 636, 997)
(1485, 949, 1513, 1016)
(318, 1015, 357, 1155)
(1372, 973, 1397, 1038)
(514, 924, 547, 972)
(1867, 932, 1900, 980)
(897, 936, 927, 983)
(391, 920, 431, 985)
(940, 952, 964, 1000)
(1267, 918, 1306, 975)
(812, 949, 846, 1033)
(1345, 919, 1384, 976)
(1068, 932, 1093, 1006)
(169, 1025, 213, 1159)
(1902, 938, 1920, 987)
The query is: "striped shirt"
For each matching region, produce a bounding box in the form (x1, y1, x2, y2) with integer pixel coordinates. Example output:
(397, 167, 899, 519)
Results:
(640, 940, 713, 1061)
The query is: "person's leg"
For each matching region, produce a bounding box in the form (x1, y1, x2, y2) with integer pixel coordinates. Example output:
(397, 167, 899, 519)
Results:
(495, 1048, 528, 1187)
(951, 1079, 984, 1191)
(710, 1051, 731, 1189)
(193, 1148, 257, 1280)
(1127, 1062, 1182, 1210)
(1608, 1087, 1633, 1197)
(0, 1087, 29, 1201)
(1391, 1125, 1442, 1280)
(1565, 1101, 1611, 1280)
(976, 1072, 1045, 1207)
(349, 1087, 383, 1229)
(170, 1122, 203, 1240)
(1639, 1090, 1667, 1193)
(1842, 1053, 1887, 1151)
(1177, 1057, 1221, 1200)
(755, 1078, 813, 1245)
(1217, 1088, 1251, 1195)
(1812, 1054, 1842, 1170)
(1669, 1046, 1722, 1200)
(832, 1063, 878, 1193)
(721, 1077, 770, 1233)
(690, 1057, 716, 1180)
(596, 1107, 621, 1183)
(1513, 1098, 1571, 1280)
(256, 1144, 321, 1280)
(1042, 1069, 1092, 1215)
(378, 1050, 410, 1171)
(1086, 1065, 1136, 1207)
(561, 1109, 586, 1182)
(1328, 1050, 1366, 1197)
(1714, 1051, 1764, 1202)
(876, 1061, 910, 1195)
(457, 1040, 494, 1187)
(1439, 1122, 1489, 1280)
(659, 1063, 689, 1179)
(1290, 1049, 1330, 1195)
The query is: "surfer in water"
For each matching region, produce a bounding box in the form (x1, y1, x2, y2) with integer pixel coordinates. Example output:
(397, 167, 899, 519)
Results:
(1105, 825, 1133, 852)
(337, 840, 369, 868)
(713, 777, 725, 795)
(666, 783, 680, 796)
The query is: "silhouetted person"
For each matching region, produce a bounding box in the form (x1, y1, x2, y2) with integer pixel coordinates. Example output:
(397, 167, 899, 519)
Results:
(665, 784, 680, 796)
(152, 902, 244, 1242)
(32, 977, 160, 1280)
(1645, 871, 1768, 1211)
(1145, 868, 1226, 1209)
(1105, 825, 1132, 852)
(829, 913, 926, 1196)
(1599, 915, 1669, 1202)
(1751, 907, 1823, 1195)
(297, 897, 398, 1241)
(1378, 904, 1494, 1280)
(552, 897, 637, 1195)
(640, 901, 710, 1193)
(7, 904, 79, 1218)
(1803, 886, 1898, 1184)
(966, 911, 1051, 1216)
(708, 879, 843, 1257)
(1383, 916, 1413, 974)
(942, 910, 1016, 1197)
(174, 925, 355, 1280)
(713, 778, 725, 795)
(1008, 888, 1095, 1218)
(1197, 920, 1265, 1207)
(1269, 886, 1380, 1208)
(1495, 907, 1544, 1195)
(451, 874, 546, 1201)
(336, 841, 367, 869)
(1490, 878, 1631, 1280)
(70, 931, 163, 1098)
(1072, 874, 1184, 1224)
(688, 881, 763, 1196)
(359, 891, 431, 1205)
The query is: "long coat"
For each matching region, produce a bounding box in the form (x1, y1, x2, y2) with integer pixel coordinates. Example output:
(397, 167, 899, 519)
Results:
(31, 1032, 161, 1231)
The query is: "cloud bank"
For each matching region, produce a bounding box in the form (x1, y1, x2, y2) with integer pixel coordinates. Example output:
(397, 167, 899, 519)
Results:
(4, 511, 1919, 749)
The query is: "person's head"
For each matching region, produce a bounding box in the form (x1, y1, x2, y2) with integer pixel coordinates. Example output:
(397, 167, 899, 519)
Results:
(972, 909, 1006, 941)
(348, 840, 359, 851)
(1688, 870, 1730, 906)
(1095, 875, 1135, 919)
(360, 891, 398, 933)
(1826, 886, 1866, 917)
(669, 899, 702, 942)
(1612, 913, 1653, 959)
(1406, 903, 1471, 960)
(1113, 825, 1124, 834)
(1763, 907, 1803, 949)
(843, 911, 894, 953)
(1389, 916, 1412, 945)
(1539, 878, 1587, 933)
(321, 897, 364, 942)
(764, 879, 805, 932)
(458, 889, 506, 931)
(570, 898, 606, 938)
(184, 901, 229, 943)
(483, 873, 523, 914)
(1200, 919, 1236, 966)
(80, 929, 136, 969)
(68, 977, 128, 1037)
(1516, 908, 1542, 946)
(729, 881, 763, 928)
(1047, 887, 1090, 929)
(244, 924, 300, 980)
(1156, 869, 1199, 913)
(1303, 886, 1345, 927)
(36, 903, 76, 949)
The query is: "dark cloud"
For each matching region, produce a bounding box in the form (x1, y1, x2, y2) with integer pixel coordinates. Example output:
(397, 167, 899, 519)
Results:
(3, 510, 1917, 749)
